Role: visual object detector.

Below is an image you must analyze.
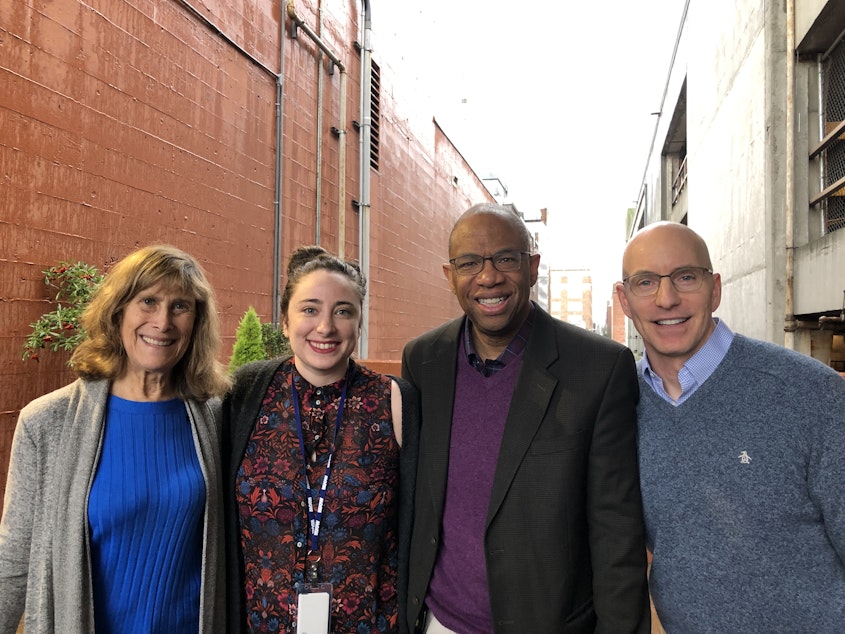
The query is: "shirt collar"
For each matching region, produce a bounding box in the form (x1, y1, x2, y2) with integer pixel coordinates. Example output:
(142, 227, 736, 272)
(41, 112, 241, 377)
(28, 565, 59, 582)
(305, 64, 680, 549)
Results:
(463, 302, 535, 376)
(642, 318, 734, 404)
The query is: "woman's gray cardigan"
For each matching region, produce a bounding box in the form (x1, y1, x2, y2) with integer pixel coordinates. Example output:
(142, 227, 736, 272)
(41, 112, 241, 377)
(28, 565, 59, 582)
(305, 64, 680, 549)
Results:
(0, 378, 226, 634)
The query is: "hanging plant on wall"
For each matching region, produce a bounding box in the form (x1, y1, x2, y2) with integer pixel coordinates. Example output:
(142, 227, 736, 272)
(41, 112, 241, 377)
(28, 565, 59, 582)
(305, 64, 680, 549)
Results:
(22, 261, 104, 362)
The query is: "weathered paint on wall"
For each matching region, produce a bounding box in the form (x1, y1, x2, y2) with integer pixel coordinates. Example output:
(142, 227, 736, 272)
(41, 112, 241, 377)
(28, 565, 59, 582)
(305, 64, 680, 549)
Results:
(0, 0, 493, 509)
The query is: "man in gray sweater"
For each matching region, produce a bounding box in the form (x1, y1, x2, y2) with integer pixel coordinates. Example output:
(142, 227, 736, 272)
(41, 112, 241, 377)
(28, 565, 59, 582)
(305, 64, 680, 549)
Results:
(615, 222, 845, 632)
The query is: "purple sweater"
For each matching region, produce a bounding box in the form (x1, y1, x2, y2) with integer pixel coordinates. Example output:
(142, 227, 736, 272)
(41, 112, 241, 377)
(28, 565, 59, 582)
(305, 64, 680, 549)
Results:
(425, 352, 523, 633)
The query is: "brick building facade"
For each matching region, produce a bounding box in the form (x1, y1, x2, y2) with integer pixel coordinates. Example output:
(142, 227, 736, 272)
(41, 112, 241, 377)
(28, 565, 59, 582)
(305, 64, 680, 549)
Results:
(0, 0, 494, 509)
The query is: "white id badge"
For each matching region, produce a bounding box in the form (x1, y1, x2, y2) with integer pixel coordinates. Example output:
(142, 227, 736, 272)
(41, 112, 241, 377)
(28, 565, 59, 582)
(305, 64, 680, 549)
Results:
(295, 582, 333, 634)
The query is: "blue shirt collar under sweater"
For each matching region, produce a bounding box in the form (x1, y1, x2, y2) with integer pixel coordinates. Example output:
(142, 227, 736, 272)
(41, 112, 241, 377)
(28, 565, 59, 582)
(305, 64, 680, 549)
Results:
(641, 318, 734, 405)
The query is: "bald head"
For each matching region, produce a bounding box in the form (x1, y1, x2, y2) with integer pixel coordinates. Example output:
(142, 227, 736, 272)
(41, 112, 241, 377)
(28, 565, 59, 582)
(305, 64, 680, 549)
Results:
(449, 203, 532, 256)
(622, 222, 712, 279)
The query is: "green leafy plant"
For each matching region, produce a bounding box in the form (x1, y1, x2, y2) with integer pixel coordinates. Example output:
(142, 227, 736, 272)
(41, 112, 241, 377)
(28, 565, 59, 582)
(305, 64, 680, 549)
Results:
(229, 306, 266, 373)
(261, 321, 292, 359)
(22, 261, 104, 362)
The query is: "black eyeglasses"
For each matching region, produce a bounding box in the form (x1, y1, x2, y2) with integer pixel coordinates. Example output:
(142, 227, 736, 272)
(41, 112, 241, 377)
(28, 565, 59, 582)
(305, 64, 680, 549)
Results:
(623, 266, 713, 297)
(449, 250, 531, 276)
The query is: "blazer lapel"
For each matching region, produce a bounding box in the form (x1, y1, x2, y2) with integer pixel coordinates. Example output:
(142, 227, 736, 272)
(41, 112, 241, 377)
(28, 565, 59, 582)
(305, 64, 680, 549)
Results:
(486, 309, 559, 527)
(419, 319, 462, 515)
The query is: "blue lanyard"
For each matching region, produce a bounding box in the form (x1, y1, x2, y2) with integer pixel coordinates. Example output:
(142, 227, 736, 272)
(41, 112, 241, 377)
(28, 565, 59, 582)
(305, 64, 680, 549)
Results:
(291, 369, 349, 553)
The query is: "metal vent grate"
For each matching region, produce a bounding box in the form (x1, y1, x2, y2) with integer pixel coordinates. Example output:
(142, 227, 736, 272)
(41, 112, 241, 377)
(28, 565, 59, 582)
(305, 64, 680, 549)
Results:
(822, 40, 845, 233)
(370, 61, 380, 171)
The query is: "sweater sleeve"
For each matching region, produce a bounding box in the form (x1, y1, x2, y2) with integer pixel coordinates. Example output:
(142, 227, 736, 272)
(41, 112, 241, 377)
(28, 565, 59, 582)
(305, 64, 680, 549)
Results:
(222, 358, 285, 634)
(392, 376, 420, 634)
(0, 412, 38, 634)
(807, 369, 845, 562)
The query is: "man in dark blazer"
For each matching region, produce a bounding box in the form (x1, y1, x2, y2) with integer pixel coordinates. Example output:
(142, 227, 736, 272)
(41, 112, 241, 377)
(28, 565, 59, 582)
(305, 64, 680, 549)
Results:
(401, 203, 650, 633)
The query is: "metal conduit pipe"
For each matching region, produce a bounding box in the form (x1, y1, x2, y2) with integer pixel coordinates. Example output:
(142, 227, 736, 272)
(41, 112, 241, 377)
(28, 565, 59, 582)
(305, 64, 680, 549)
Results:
(338, 65, 347, 260)
(177, 0, 277, 78)
(315, 5, 325, 246)
(357, 0, 372, 358)
(176, 0, 285, 323)
(286, 1, 348, 260)
(784, 0, 796, 348)
(272, 9, 287, 325)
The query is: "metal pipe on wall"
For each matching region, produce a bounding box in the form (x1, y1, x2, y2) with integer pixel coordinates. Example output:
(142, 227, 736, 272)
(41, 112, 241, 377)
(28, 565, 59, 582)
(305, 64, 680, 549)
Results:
(272, 62, 285, 325)
(357, 0, 372, 358)
(175, 0, 286, 323)
(285, 1, 348, 259)
(338, 67, 347, 259)
(784, 0, 796, 348)
(315, 4, 325, 245)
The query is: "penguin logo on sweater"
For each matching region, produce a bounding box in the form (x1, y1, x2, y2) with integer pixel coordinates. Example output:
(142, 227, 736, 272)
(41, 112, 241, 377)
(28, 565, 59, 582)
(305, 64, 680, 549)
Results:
(738, 450, 752, 464)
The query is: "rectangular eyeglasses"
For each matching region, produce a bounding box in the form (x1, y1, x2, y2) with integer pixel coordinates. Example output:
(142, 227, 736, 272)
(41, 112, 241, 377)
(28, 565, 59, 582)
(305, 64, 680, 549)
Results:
(623, 266, 712, 297)
(449, 250, 531, 276)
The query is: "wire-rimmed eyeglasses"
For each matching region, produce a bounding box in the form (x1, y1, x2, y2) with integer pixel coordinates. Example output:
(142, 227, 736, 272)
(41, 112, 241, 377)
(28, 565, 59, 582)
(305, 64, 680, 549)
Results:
(449, 250, 531, 276)
(623, 266, 713, 297)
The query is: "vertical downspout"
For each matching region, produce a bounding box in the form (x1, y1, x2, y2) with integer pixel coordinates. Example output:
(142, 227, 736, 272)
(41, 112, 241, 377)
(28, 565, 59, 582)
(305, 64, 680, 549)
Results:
(285, 1, 347, 257)
(338, 66, 347, 259)
(272, 6, 287, 325)
(357, 0, 372, 358)
(315, 4, 324, 245)
(784, 0, 796, 348)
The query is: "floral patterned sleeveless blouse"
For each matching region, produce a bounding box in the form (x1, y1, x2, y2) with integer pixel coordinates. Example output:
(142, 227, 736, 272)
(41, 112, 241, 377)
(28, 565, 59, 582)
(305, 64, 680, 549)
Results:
(235, 359, 400, 632)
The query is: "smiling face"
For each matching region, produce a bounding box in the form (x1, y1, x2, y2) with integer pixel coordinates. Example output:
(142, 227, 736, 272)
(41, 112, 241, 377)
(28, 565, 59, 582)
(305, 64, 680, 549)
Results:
(616, 223, 721, 379)
(443, 209, 540, 359)
(283, 269, 362, 386)
(118, 281, 197, 386)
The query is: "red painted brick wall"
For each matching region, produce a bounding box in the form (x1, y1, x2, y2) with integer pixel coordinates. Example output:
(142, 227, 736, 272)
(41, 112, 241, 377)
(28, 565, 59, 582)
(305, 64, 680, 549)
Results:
(0, 0, 491, 510)
(610, 287, 628, 345)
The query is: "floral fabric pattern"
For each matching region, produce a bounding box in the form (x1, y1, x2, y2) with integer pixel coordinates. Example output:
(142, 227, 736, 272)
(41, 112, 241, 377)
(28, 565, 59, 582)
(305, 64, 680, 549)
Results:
(236, 359, 400, 633)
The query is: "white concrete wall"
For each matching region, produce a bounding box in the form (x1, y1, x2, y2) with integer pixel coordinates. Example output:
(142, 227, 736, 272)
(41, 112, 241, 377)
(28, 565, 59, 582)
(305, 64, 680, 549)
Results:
(631, 0, 845, 357)
(687, 0, 777, 342)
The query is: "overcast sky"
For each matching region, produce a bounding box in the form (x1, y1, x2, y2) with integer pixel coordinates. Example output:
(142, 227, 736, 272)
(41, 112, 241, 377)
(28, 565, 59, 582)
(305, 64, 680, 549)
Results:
(373, 1, 687, 311)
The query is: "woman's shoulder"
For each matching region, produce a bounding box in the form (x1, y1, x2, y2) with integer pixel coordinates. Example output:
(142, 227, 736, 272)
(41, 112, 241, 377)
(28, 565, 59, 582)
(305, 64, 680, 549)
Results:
(230, 358, 289, 389)
(17, 378, 108, 445)
(20, 378, 107, 420)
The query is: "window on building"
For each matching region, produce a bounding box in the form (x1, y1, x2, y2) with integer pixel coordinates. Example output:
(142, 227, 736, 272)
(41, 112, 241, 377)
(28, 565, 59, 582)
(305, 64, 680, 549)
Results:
(820, 40, 845, 233)
(662, 79, 687, 220)
(809, 31, 845, 235)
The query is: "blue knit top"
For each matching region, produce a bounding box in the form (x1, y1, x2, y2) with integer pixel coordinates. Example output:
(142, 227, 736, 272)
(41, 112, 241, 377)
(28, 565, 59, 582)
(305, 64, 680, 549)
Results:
(88, 395, 204, 633)
(638, 334, 845, 632)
